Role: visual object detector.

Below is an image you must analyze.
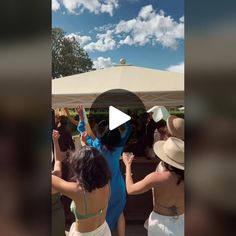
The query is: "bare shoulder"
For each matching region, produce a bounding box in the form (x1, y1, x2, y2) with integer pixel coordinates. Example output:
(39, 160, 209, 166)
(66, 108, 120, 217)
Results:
(144, 171, 170, 185)
(152, 171, 171, 179)
(52, 170, 61, 177)
(69, 182, 84, 199)
(73, 182, 83, 193)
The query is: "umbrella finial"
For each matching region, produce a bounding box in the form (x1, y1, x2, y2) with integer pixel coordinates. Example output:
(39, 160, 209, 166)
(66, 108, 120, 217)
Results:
(119, 58, 126, 65)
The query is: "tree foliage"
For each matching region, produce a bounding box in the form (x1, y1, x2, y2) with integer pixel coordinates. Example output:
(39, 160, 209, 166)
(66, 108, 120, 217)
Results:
(52, 28, 93, 79)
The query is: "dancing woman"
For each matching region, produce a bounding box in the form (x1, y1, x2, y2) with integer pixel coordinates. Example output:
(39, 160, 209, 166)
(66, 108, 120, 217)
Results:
(52, 141, 112, 236)
(76, 105, 131, 236)
(123, 137, 184, 236)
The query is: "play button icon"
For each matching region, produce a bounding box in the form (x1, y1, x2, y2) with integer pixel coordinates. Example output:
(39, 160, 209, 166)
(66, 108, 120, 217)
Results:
(109, 106, 131, 130)
(90, 89, 146, 148)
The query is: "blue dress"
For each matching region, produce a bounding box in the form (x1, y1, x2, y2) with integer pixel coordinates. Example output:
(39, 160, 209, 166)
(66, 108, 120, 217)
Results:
(77, 121, 131, 230)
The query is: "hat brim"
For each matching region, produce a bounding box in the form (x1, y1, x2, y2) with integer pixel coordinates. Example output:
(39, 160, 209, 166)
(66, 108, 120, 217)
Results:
(167, 115, 177, 136)
(167, 115, 184, 140)
(154, 141, 184, 170)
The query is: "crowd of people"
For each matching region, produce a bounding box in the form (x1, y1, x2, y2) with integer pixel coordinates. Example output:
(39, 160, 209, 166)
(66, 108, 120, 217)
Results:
(51, 105, 184, 236)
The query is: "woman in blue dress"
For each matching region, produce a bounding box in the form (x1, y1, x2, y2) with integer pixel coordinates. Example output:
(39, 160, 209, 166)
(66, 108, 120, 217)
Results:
(74, 105, 131, 236)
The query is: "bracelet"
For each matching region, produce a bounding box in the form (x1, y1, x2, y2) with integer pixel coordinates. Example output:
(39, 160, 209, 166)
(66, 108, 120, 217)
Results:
(124, 173, 133, 176)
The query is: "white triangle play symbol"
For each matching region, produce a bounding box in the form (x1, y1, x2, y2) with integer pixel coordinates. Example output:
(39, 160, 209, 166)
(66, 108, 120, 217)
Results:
(109, 106, 131, 131)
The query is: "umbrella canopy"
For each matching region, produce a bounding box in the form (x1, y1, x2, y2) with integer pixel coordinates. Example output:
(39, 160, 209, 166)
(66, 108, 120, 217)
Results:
(52, 65, 184, 109)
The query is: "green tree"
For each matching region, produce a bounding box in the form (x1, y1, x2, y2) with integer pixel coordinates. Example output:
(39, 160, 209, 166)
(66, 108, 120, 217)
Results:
(52, 28, 93, 78)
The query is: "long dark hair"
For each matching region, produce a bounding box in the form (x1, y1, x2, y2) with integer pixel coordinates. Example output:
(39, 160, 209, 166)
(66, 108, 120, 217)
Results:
(70, 146, 111, 192)
(58, 115, 67, 129)
(162, 162, 184, 185)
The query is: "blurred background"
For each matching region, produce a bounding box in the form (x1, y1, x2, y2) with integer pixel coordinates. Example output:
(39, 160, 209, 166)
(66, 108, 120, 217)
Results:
(0, 0, 236, 235)
(185, 0, 236, 235)
(0, 1, 51, 235)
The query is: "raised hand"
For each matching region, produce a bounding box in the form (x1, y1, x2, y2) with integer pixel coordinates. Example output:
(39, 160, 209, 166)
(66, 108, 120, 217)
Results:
(122, 152, 134, 166)
(76, 105, 84, 119)
(52, 130, 60, 141)
(80, 131, 88, 146)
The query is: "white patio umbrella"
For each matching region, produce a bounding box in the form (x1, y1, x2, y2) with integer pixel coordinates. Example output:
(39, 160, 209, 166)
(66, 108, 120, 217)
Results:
(52, 63, 184, 109)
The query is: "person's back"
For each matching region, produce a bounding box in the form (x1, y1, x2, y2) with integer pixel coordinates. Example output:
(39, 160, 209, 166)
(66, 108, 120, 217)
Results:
(71, 184, 110, 233)
(150, 138, 184, 236)
(148, 172, 184, 236)
(123, 137, 184, 236)
(52, 146, 112, 236)
(153, 169, 184, 216)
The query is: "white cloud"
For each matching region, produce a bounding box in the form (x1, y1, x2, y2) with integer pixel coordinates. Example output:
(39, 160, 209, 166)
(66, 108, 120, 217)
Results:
(100, 0, 119, 16)
(119, 35, 133, 45)
(66, 33, 91, 46)
(166, 62, 184, 73)
(138, 4, 155, 20)
(81, 4, 184, 52)
(115, 19, 137, 34)
(52, 0, 60, 11)
(61, 0, 118, 16)
(114, 5, 184, 49)
(84, 30, 116, 52)
(94, 23, 115, 32)
(93, 57, 114, 69)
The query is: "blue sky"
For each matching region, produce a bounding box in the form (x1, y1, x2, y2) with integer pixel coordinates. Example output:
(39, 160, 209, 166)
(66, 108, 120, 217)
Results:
(52, 0, 184, 72)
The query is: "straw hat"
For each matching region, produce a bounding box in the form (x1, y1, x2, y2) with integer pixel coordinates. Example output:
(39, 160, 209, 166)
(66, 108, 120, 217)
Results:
(154, 137, 184, 170)
(167, 115, 184, 140)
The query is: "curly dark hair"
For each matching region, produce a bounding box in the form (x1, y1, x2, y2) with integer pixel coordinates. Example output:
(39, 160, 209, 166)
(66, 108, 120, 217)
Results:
(101, 128, 121, 152)
(69, 146, 111, 192)
(162, 162, 184, 185)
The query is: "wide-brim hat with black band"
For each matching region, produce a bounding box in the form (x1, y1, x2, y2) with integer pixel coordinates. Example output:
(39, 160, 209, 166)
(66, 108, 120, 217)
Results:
(154, 137, 184, 170)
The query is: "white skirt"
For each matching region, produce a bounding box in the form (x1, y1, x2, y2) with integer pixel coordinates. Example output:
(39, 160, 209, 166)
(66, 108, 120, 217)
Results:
(68, 221, 111, 236)
(148, 211, 184, 236)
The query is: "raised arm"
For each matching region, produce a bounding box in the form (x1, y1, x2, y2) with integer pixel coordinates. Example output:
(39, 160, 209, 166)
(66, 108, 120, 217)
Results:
(76, 105, 86, 133)
(64, 107, 79, 126)
(122, 153, 159, 195)
(52, 130, 62, 177)
(85, 123, 96, 140)
(76, 105, 96, 140)
(52, 175, 79, 199)
(120, 121, 132, 146)
(80, 131, 102, 151)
